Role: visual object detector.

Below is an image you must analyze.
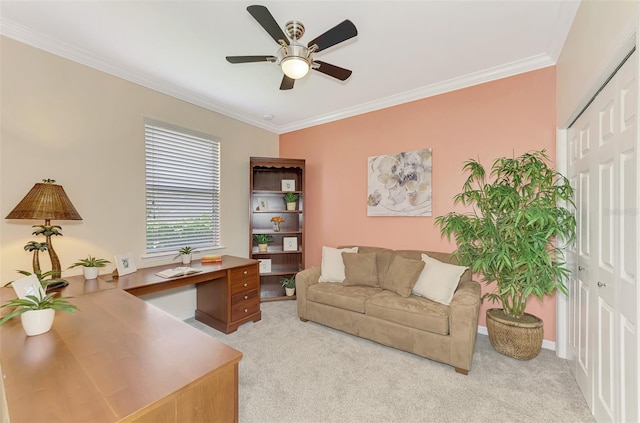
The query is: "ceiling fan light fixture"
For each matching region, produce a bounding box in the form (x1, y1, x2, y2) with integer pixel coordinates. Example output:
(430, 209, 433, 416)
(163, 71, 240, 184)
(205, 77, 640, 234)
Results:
(281, 56, 310, 79)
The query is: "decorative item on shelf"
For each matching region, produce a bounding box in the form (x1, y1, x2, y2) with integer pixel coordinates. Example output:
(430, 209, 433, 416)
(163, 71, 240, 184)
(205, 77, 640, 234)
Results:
(6, 179, 82, 289)
(256, 197, 269, 211)
(280, 275, 296, 296)
(282, 237, 298, 251)
(271, 216, 284, 232)
(435, 150, 576, 360)
(283, 192, 299, 211)
(253, 234, 274, 252)
(0, 273, 79, 336)
(174, 246, 194, 264)
(258, 258, 272, 273)
(68, 255, 111, 280)
(281, 179, 295, 191)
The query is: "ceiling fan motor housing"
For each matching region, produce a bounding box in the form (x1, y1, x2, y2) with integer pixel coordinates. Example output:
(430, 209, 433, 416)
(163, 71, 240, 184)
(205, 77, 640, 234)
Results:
(226, 5, 358, 89)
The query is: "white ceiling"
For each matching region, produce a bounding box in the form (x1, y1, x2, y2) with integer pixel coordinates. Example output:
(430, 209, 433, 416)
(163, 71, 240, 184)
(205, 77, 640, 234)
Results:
(1, 1, 580, 134)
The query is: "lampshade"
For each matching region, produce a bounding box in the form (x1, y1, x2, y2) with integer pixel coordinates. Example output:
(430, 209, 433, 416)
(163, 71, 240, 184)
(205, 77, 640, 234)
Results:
(6, 180, 82, 221)
(281, 56, 310, 80)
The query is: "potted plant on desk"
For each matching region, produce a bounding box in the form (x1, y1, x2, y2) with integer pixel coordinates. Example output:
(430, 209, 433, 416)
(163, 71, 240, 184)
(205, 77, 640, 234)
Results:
(68, 255, 111, 279)
(175, 246, 194, 264)
(0, 288, 79, 336)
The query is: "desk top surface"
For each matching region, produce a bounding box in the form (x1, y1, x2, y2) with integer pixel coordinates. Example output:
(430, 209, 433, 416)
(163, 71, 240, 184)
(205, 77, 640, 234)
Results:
(0, 257, 248, 422)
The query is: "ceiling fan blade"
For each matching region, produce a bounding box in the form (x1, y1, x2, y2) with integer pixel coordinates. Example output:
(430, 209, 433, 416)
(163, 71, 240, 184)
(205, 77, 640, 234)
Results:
(313, 61, 352, 81)
(307, 20, 357, 52)
(280, 75, 295, 90)
(247, 5, 290, 46)
(226, 55, 276, 64)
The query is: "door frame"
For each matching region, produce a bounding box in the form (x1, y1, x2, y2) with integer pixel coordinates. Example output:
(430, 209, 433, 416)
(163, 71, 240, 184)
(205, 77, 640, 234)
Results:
(555, 29, 638, 360)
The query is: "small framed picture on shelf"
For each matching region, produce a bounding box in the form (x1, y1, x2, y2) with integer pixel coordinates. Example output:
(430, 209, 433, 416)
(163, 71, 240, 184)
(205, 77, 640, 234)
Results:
(114, 252, 137, 276)
(283, 237, 298, 251)
(281, 179, 295, 191)
(256, 197, 269, 211)
(258, 259, 272, 273)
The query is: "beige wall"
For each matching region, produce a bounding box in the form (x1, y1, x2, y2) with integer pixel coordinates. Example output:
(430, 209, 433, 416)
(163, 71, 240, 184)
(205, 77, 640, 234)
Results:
(0, 36, 278, 318)
(557, 0, 639, 126)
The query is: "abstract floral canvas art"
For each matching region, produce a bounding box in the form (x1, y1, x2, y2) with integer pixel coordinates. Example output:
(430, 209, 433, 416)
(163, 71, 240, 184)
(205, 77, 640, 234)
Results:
(367, 148, 432, 216)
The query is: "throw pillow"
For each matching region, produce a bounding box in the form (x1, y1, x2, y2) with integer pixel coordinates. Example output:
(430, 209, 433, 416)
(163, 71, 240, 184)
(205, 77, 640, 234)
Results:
(382, 255, 425, 297)
(318, 246, 359, 282)
(342, 252, 379, 287)
(412, 254, 467, 305)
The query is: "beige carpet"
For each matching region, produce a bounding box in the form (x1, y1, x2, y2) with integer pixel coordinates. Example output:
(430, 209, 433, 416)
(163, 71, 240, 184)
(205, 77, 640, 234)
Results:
(185, 301, 594, 423)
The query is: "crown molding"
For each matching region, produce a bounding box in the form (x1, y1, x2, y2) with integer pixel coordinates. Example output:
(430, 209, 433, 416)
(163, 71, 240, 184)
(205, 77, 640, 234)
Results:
(277, 54, 555, 133)
(1, 17, 554, 135)
(0, 18, 280, 133)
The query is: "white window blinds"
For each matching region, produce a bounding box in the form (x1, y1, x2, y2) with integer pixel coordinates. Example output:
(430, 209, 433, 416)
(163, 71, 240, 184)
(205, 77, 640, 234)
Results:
(144, 118, 221, 253)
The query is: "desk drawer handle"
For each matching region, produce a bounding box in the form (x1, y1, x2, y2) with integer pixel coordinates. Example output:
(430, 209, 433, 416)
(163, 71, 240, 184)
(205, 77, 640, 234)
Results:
(243, 283, 248, 287)
(244, 309, 248, 313)
(243, 270, 248, 275)
(244, 295, 249, 300)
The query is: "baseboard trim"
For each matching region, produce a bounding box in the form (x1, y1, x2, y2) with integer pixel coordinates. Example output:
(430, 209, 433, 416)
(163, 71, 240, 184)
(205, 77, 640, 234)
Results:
(478, 325, 556, 352)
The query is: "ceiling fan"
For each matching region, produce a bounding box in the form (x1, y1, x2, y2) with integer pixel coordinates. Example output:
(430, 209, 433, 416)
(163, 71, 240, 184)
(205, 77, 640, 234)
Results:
(226, 5, 358, 90)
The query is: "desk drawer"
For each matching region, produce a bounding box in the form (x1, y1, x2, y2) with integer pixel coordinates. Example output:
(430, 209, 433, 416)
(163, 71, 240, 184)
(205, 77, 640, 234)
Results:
(230, 276, 258, 295)
(230, 265, 257, 281)
(231, 289, 258, 306)
(231, 297, 260, 321)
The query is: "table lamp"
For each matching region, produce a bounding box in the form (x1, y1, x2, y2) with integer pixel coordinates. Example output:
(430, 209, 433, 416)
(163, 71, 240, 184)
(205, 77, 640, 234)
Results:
(6, 179, 82, 283)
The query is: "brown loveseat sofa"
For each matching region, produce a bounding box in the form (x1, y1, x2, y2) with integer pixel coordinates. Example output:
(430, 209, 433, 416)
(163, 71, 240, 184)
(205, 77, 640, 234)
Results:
(296, 246, 481, 374)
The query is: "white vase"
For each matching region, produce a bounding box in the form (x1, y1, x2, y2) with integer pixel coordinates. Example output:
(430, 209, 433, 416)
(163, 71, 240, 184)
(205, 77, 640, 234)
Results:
(20, 309, 55, 336)
(285, 287, 295, 296)
(286, 202, 296, 211)
(83, 267, 99, 279)
(182, 254, 192, 265)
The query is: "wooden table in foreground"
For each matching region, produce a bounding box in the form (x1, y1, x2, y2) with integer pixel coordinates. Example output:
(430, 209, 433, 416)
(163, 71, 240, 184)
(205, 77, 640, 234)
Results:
(0, 255, 260, 422)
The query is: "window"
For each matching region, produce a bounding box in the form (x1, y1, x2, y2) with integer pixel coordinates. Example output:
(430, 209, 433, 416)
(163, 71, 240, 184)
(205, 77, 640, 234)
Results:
(144, 118, 220, 254)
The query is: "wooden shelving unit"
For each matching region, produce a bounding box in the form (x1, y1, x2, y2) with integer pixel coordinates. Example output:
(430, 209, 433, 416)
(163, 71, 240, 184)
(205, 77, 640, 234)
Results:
(249, 157, 305, 301)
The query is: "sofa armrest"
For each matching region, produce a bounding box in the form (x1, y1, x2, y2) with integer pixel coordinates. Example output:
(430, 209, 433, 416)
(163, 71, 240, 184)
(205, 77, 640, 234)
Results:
(296, 266, 321, 320)
(448, 280, 481, 372)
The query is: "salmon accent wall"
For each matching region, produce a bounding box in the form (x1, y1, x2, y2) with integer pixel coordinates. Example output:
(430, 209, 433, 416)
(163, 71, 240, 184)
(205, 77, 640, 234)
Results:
(280, 67, 558, 341)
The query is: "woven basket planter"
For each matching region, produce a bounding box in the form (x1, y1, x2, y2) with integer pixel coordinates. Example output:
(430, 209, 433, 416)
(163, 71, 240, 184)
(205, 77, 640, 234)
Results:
(486, 308, 543, 360)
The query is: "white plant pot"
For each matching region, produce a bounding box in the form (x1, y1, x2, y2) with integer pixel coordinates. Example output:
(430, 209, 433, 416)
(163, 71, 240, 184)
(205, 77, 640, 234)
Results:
(285, 287, 295, 296)
(182, 254, 192, 265)
(83, 267, 99, 279)
(20, 309, 55, 336)
(286, 202, 296, 211)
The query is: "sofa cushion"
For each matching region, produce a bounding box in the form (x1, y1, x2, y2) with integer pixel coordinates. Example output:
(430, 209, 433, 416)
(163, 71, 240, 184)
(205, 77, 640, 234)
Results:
(318, 246, 359, 282)
(382, 255, 425, 297)
(365, 290, 450, 335)
(339, 246, 395, 286)
(307, 283, 382, 313)
(412, 254, 467, 305)
(342, 252, 379, 287)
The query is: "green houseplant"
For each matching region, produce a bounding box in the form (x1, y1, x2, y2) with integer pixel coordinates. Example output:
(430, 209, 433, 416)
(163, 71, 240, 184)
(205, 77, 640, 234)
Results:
(283, 192, 299, 210)
(0, 290, 80, 336)
(174, 246, 195, 264)
(68, 255, 111, 279)
(281, 275, 296, 296)
(434, 150, 576, 359)
(252, 234, 274, 252)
